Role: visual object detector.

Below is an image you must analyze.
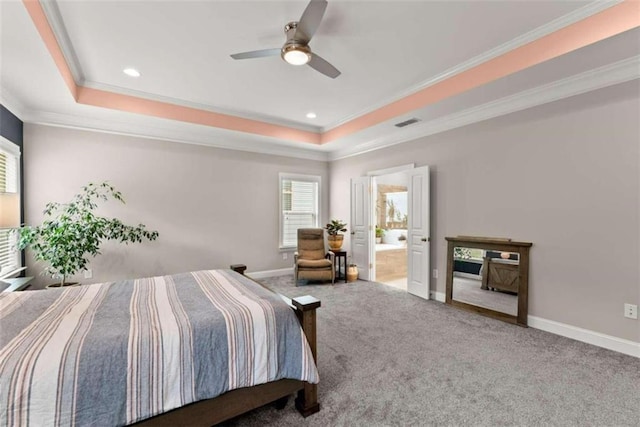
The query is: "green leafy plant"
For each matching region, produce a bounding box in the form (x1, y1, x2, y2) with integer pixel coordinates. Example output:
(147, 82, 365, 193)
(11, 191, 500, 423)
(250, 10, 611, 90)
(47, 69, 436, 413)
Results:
(325, 219, 347, 236)
(18, 182, 159, 287)
(375, 226, 385, 238)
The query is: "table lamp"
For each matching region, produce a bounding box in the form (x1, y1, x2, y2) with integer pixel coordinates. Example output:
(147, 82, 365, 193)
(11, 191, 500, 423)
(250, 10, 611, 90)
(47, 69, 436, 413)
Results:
(0, 192, 19, 228)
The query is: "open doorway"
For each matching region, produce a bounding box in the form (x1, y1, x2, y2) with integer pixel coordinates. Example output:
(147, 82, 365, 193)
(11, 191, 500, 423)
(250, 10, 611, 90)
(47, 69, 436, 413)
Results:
(374, 171, 409, 291)
(351, 165, 430, 299)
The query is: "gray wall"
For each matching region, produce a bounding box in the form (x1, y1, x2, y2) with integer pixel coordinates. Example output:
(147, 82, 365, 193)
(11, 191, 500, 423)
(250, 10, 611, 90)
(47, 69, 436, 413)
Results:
(330, 81, 639, 342)
(21, 81, 639, 342)
(23, 124, 329, 288)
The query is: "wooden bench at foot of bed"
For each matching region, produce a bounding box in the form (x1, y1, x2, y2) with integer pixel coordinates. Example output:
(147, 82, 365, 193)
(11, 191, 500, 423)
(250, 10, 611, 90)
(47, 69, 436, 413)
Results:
(135, 264, 320, 426)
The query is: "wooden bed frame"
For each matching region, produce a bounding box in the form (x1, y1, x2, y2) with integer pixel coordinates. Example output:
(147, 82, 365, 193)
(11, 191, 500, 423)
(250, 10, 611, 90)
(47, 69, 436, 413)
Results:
(134, 264, 320, 426)
(480, 257, 519, 293)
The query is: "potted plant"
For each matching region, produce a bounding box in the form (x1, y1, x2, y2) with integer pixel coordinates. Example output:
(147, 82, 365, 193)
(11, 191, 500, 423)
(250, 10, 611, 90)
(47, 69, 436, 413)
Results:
(375, 226, 384, 244)
(324, 219, 347, 251)
(18, 182, 159, 287)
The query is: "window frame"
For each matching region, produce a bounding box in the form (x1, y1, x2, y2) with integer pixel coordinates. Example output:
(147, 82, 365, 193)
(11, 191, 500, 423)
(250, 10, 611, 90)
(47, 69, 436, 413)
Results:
(0, 135, 22, 279)
(279, 172, 321, 250)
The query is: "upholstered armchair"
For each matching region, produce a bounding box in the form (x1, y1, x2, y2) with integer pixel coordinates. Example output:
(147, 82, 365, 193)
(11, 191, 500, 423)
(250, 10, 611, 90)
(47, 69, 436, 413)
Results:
(294, 228, 335, 286)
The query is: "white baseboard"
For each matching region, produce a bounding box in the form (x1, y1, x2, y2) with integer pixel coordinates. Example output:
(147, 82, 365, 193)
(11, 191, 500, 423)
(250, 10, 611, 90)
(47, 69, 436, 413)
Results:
(247, 268, 293, 280)
(528, 315, 640, 358)
(430, 291, 446, 302)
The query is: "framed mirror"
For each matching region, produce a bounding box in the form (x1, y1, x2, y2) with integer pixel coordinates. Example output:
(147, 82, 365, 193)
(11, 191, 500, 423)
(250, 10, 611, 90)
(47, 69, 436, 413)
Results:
(445, 236, 532, 326)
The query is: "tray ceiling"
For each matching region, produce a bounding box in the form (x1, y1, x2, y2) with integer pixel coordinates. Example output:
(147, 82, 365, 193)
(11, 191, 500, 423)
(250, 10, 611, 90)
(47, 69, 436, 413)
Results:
(1, 0, 638, 159)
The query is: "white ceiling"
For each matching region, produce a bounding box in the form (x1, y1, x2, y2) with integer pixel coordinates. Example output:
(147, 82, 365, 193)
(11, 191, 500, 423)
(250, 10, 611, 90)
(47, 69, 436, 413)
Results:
(1, 0, 638, 160)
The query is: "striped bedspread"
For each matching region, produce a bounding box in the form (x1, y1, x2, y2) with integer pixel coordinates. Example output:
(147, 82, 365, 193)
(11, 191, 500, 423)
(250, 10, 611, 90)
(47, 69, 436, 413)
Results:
(0, 269, 319, 426)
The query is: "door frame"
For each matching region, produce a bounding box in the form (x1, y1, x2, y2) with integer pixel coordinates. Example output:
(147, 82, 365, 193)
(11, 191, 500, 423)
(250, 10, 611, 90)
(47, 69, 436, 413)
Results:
(364, 163, 416, 284)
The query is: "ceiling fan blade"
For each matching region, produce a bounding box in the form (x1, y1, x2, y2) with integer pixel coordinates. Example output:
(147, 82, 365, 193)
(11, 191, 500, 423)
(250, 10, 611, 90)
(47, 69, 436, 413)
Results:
(308, 53, 340, 79)
(230, 48, 281, 60)
(296, 0, 328, 43)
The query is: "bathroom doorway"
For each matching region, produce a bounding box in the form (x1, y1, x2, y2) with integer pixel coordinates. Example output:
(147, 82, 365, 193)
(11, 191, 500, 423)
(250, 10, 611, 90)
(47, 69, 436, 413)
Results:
(351, 164, 430, 299)
(374, 171, 409, 290)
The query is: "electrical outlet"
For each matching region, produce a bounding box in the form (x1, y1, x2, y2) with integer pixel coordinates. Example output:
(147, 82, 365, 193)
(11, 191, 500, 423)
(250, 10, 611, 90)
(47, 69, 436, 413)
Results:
(624, 303, 638, 319)
(432, 269, 438, 279)
(282, 252, 288, 260)
(83, 269, 93, 279)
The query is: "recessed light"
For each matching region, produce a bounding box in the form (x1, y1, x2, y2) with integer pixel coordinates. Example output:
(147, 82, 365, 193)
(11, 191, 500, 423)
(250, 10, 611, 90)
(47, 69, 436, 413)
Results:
(123, 68, 141, 77)
(306, 112, 317, 119)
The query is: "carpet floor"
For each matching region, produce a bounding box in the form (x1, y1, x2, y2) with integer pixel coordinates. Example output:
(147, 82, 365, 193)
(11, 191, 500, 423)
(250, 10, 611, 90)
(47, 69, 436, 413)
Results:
(453, 277, 517, 316)
(222, 276, 640, 426)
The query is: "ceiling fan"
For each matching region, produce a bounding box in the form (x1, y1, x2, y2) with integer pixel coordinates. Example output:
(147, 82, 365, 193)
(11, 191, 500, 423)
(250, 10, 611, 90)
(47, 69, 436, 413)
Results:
(230, 0, 341, 79)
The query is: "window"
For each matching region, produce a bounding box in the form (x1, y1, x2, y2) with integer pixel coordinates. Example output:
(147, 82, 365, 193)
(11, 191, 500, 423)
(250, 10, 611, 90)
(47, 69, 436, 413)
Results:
(0, 137, 21, 279)
(453, 247, 485, 261)
(279, 173, 320, 249)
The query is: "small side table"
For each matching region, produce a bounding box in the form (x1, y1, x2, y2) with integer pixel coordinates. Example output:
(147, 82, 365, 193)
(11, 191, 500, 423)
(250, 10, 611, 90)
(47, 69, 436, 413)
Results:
(330, 250, 347, 283)
(1, 276, 34, 293)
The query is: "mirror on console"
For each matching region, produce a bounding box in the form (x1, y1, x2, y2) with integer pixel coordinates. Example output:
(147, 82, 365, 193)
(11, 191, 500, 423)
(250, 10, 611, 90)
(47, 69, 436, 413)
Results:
(445, 236, 532, 326)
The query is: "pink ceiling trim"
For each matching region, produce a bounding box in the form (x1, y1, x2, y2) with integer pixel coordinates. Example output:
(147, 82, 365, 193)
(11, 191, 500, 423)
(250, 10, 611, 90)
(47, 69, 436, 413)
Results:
(22, 0, 320, 145)
(23, 0, 77, 100)
(76, 87, 321, 144)
(321, 0, 640, 143)
(24, 0, 639, 146)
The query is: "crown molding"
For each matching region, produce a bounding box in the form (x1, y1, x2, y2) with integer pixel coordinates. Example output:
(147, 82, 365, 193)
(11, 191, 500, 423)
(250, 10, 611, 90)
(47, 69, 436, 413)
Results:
(40, 1, 321, 134)
(0, 87, 28, 121)
(13, 56, 638, 162)
(321, 0, 624, 132)
(81, 80, 322, 134)
(22, 110, 330, 162)
(17, 56, 638, 163)
(41, 0, 622, 137)
(40, 0, 84, 84)
(329, 56, 640, 161)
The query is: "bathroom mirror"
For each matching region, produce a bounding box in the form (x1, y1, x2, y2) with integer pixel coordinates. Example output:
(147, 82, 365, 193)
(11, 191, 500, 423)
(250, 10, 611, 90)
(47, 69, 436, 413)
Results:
(445, 236, 532, 326)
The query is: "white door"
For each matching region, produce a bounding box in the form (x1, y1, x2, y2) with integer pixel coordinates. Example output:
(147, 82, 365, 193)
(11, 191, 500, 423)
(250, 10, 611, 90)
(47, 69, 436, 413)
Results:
(350, 176, 372, 280)
(407, 166, 430, 299)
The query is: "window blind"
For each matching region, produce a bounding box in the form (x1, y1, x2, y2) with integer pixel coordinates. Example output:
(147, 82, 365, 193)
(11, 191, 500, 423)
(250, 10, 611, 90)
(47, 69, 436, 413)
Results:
(280, 176, 319, 248)
(0, 143, 20, 277)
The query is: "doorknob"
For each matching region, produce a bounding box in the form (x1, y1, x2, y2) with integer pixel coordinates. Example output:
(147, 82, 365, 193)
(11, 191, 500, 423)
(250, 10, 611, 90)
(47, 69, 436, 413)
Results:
(351, 231, 355, 235)
(421, 237, 429, 242)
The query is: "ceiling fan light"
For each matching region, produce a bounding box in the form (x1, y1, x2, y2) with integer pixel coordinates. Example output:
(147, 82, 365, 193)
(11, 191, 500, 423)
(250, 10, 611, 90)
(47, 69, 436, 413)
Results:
(282, 45, 311, 66)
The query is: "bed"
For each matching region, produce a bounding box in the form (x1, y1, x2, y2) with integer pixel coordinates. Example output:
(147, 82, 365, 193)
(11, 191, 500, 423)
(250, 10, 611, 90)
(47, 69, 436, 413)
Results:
(0, 265, 320, 426)
(481, 257, 519, 293)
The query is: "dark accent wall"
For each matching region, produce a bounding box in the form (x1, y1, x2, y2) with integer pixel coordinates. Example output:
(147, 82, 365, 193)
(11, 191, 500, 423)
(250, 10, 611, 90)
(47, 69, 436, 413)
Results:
(0, 105, 24, 147)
